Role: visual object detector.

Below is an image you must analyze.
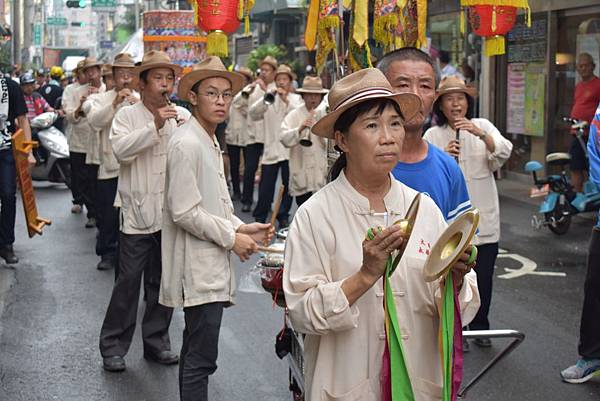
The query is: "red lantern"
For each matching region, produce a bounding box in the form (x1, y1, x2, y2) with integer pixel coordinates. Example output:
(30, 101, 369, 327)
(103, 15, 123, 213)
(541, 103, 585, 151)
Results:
(197, 0, 241, 57)
(460, 0, 530, 57)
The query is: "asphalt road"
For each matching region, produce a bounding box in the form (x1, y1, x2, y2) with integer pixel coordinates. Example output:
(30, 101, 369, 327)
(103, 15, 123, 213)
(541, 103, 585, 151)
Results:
(0, 182, 599, 401)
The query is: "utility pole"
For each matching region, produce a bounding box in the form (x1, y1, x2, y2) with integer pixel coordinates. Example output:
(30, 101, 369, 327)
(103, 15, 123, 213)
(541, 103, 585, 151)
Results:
(23, 0, 34, 65)
(11, 0, 22, 66)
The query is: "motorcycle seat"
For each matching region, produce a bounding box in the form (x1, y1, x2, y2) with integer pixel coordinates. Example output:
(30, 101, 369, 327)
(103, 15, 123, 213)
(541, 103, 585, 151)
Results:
(546, 152, 571, 166)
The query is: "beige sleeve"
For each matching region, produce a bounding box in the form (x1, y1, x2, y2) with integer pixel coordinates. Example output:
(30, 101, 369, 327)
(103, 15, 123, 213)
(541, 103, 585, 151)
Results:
(283, 207, 360, 335)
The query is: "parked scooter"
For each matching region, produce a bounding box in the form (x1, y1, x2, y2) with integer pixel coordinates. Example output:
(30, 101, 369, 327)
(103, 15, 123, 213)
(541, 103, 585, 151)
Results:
(29, 112, 71, 188)
(525, 118, 600, 234)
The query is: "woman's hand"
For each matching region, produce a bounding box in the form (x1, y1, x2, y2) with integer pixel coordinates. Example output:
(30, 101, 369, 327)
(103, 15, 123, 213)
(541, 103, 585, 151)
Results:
(445, 140, 461, 158)
(453, 118, 484, 137)
(360, 225, 405, 282)
(445, 247, 476, 290)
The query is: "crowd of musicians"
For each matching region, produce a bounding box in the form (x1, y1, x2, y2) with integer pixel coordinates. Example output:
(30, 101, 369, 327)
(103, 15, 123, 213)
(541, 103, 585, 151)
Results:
(55, 43, 600, 401)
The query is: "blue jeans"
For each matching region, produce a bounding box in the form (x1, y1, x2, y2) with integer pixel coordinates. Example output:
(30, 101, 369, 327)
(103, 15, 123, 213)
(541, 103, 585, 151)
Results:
(0, 149, 16, 247)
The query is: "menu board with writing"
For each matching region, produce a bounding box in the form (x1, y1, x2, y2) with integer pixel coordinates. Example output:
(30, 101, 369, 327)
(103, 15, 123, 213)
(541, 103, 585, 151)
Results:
(506, 14, 547, 63)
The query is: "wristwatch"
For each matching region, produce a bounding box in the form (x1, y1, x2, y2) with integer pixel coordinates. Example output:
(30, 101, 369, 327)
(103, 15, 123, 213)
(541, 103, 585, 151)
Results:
(479, 131, 487, 140)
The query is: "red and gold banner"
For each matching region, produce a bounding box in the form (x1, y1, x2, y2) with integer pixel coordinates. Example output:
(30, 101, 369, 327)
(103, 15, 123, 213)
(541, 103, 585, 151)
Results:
(315, 0, 340, 72)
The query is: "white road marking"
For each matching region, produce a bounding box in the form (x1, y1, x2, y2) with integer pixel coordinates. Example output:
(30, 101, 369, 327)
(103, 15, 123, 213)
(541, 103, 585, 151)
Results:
(496, 248, 567, 279)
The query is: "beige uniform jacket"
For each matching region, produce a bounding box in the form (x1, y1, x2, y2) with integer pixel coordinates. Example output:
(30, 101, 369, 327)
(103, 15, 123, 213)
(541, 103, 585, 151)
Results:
(249, 91, 303, 165)
(86, 89, 140, 180)
(283, 171, 480, 401)
(66, 83, 106, 161)
(279, 103, 328, 196)
(160, 117, 244, 308)
(244, 83, 275, 145)
(110, 101, 191, 235)
(225, 90, 249, 147)
(424, 118, 513, 245)
(62, 82, 88, 153)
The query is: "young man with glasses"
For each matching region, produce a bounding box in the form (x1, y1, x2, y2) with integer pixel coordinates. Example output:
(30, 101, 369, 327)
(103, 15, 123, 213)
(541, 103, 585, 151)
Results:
(161, 56, 273, 401)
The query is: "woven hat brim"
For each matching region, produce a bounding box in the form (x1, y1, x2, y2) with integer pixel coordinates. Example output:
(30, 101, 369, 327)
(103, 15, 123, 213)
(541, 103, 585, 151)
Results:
(112, 62, 136, 69)
(82, 62, 103, 71)
(296, 88, 328, 94)
(434, 86, 477, 102)
(177, 70, 246, 101)
(260, 60, 278, 70)
(134, 62, 183, 78)
(311, 92, 422, 139)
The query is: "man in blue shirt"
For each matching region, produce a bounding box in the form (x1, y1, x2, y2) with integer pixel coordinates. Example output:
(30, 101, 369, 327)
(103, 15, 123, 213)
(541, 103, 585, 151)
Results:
(561, 102, 600, 383)
(377, 48, 471, 222)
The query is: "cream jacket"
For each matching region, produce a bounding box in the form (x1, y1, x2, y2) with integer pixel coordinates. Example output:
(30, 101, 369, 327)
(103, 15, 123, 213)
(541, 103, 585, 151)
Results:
(225, 90, 249, 147)
(424, 118, 513, 245)
(65, 83, 106, 161)
(283, 171, 480, 401)
(249, 90, 303, 165)
(62, 82, 88, 153)
(244, 83, 275, 145)
(86, 89, 140, 180)
(110, 101, 191, 235)
(279, 103, 328, 196)
(160, 118, 244, 308)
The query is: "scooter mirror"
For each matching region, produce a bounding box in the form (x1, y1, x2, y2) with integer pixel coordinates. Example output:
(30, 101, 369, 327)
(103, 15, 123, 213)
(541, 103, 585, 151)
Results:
(524, 161, 543, 173)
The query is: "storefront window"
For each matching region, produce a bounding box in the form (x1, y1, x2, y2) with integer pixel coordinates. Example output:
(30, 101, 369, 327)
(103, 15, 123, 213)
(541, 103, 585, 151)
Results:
(553, 14, 600, 154)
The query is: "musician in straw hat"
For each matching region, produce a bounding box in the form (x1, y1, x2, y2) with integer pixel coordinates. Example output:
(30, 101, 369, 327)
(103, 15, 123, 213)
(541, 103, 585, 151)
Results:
(249, 64, 303, 228)
(279, 75, 329, 207)
(99, 50, 190, 373)
(282, 68, 480, 401)
(160, 56, 273, 401)
(239, 55, 278, 213)
(85, 53, 139, 273)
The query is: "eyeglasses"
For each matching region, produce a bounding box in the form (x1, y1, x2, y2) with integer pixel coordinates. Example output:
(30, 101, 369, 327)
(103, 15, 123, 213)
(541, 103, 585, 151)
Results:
(200, 90, 233, 102)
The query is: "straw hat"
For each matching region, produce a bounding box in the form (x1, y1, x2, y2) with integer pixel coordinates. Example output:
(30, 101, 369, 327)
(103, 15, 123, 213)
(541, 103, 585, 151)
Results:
(275, 64, 296, 81)
(260, 56, 278, 70)
(236, 66, 253, 81)
(177, 56, 245, 102)
(311, 68, 422, 139)
(112, 53, 136, 69)
(73, 60, 86, 75)
(101, 64, 113, 77)
(81, 57, 102, 72)
(134, 50, 182, 77)
(296, 76, 328, 95)
(434, 75, 477, 102)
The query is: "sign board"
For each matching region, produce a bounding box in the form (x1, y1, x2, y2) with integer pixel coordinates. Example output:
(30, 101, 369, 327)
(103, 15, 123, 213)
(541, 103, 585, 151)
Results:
(33, 24, 42, 46)
(100, 40, 114, 49)
(47, 17, 68, 26)
(506, 14, 547, 63)
(11, 130, 51, 238)
(92, 0, 116, 9)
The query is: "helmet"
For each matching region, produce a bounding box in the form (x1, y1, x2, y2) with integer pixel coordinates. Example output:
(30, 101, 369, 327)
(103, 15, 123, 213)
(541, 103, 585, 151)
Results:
(20, 73, 35, 85)
(50, 66, 63, 79)
(36, 68, 46, 77)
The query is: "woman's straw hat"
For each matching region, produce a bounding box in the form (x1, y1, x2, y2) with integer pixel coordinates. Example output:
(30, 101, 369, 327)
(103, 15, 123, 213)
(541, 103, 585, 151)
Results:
(177, 56, 245, 101)
(311, 68, 422, 139)
(434, 75, 477, 102)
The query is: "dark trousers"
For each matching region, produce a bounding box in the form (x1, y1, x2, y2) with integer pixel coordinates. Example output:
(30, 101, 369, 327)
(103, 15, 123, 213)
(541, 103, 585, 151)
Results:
(579, 228, 600, 359)
(95, 178, 119, 261)
(295, 192, 313, 207)
(468, 242, 499, 331)
(179, 302, 226, 401)
(99, 231, 173, 357)
(0, 149, 16, 247)
(241, 143, 263, 206)
(70, 152, 98, 218)
(253, 161, 292, 223)
(228, 144, 243, 198)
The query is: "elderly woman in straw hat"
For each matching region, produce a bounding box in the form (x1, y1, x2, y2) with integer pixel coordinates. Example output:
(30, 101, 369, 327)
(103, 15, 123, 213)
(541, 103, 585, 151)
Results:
(424, 76, 512, 347)
(160, 56, 273, 401)
(279, 75, 329, 206)
(283, 68, 480, 401)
